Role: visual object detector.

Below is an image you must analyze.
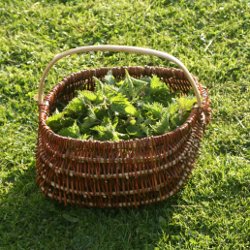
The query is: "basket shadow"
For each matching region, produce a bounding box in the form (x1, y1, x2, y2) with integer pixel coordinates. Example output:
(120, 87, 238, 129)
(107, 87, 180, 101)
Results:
(1, 165, 181, 249)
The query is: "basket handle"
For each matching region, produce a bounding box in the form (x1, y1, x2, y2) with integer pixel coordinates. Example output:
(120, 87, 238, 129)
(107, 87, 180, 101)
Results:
(38, 45, 202, 107)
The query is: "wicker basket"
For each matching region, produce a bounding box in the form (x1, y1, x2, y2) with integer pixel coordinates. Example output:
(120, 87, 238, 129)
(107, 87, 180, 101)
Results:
(36, 45, 211, 207)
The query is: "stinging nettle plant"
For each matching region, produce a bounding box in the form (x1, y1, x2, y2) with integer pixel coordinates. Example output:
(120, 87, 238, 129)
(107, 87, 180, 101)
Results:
(46, 70, 196, 141)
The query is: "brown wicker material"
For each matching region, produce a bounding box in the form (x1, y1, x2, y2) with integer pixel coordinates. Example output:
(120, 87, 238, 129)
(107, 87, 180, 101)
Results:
(36, 64, 211, 207)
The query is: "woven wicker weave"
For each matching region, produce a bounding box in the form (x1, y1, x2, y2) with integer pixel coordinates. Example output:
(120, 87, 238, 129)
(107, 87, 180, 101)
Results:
(36, 46, 211, 207)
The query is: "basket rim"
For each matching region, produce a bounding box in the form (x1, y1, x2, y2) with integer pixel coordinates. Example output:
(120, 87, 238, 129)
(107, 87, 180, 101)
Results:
(39, 66, 205, 146)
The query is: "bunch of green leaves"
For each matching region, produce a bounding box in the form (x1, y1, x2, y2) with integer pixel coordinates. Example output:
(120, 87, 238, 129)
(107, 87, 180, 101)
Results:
(46, 71, 196, 141)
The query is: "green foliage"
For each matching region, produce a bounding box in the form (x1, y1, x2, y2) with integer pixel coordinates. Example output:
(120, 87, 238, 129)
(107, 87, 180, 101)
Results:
(118, 71, 150, 101)
(58, 121, 80, 138)
(46, 71, 196, 141)
(79, 90, 97, 102)
(63, 97, 86, 118)
(79, 116, 99, 134)
(110, 93, 138, 117)
(177, 96, 197, 122)
(126, 124, 148, 138)
(91, 117, 123, 141)
(149, 75, 174, 106)
(151, 112, 170, 135)
(178, 96, 197, 111)
(142, 102, 165, 121)
(46, 113, 74, 132)
(165, 96, 197, 130)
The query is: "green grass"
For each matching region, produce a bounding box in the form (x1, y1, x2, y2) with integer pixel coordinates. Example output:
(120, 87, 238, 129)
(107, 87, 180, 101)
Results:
(0, 0, 249, 249)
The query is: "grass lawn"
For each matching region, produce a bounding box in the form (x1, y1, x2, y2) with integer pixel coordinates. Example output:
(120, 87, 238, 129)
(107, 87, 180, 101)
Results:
(0, 0, 249, 249)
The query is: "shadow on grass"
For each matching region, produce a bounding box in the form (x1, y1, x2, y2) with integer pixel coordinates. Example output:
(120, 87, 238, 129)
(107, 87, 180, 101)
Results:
(0, 158, 248, 250)
(0, 165, 181, 250)
(1, 163, 247, 249)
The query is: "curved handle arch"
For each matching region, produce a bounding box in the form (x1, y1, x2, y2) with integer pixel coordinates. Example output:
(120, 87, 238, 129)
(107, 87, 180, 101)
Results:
(38, 45, 202, 106)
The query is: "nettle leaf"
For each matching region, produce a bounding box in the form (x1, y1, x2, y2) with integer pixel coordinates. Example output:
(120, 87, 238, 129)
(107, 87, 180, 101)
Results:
(79, 90, 97, 102)
(177, 96, 196, 111)
(118, 70, 134, 100)
(126, 124, 145, 137)
(126, 123, 150, 138)
(122, 72, 150, 101)
(58, 121, 80, 138)
(168, 97, 196, 128)
(46, 113, 74, 132)
(151, 112, 171, 135)
(79, 116, 99, 134)
(63, 97, 86, 118)
(168, 101, 179, 115)
(167, 102, 180, 129)
(46, 112, 64, 131)
(91, 117, 120, 141)
(95, 76, 118, 98)
(110, 93, 138, 117)
(129, 76, 150, 99)
(149, 75, 174, 106)
(95, 92, 105, 104)
(125, 105, 138, 116)
(176, 96, 196, 126)
(94, 105, 109, 120)
(110, 93, 128, 105)
(94, 77, 104, 93)
(103, 84, 119, 97)
(142, 102, 164, 121)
